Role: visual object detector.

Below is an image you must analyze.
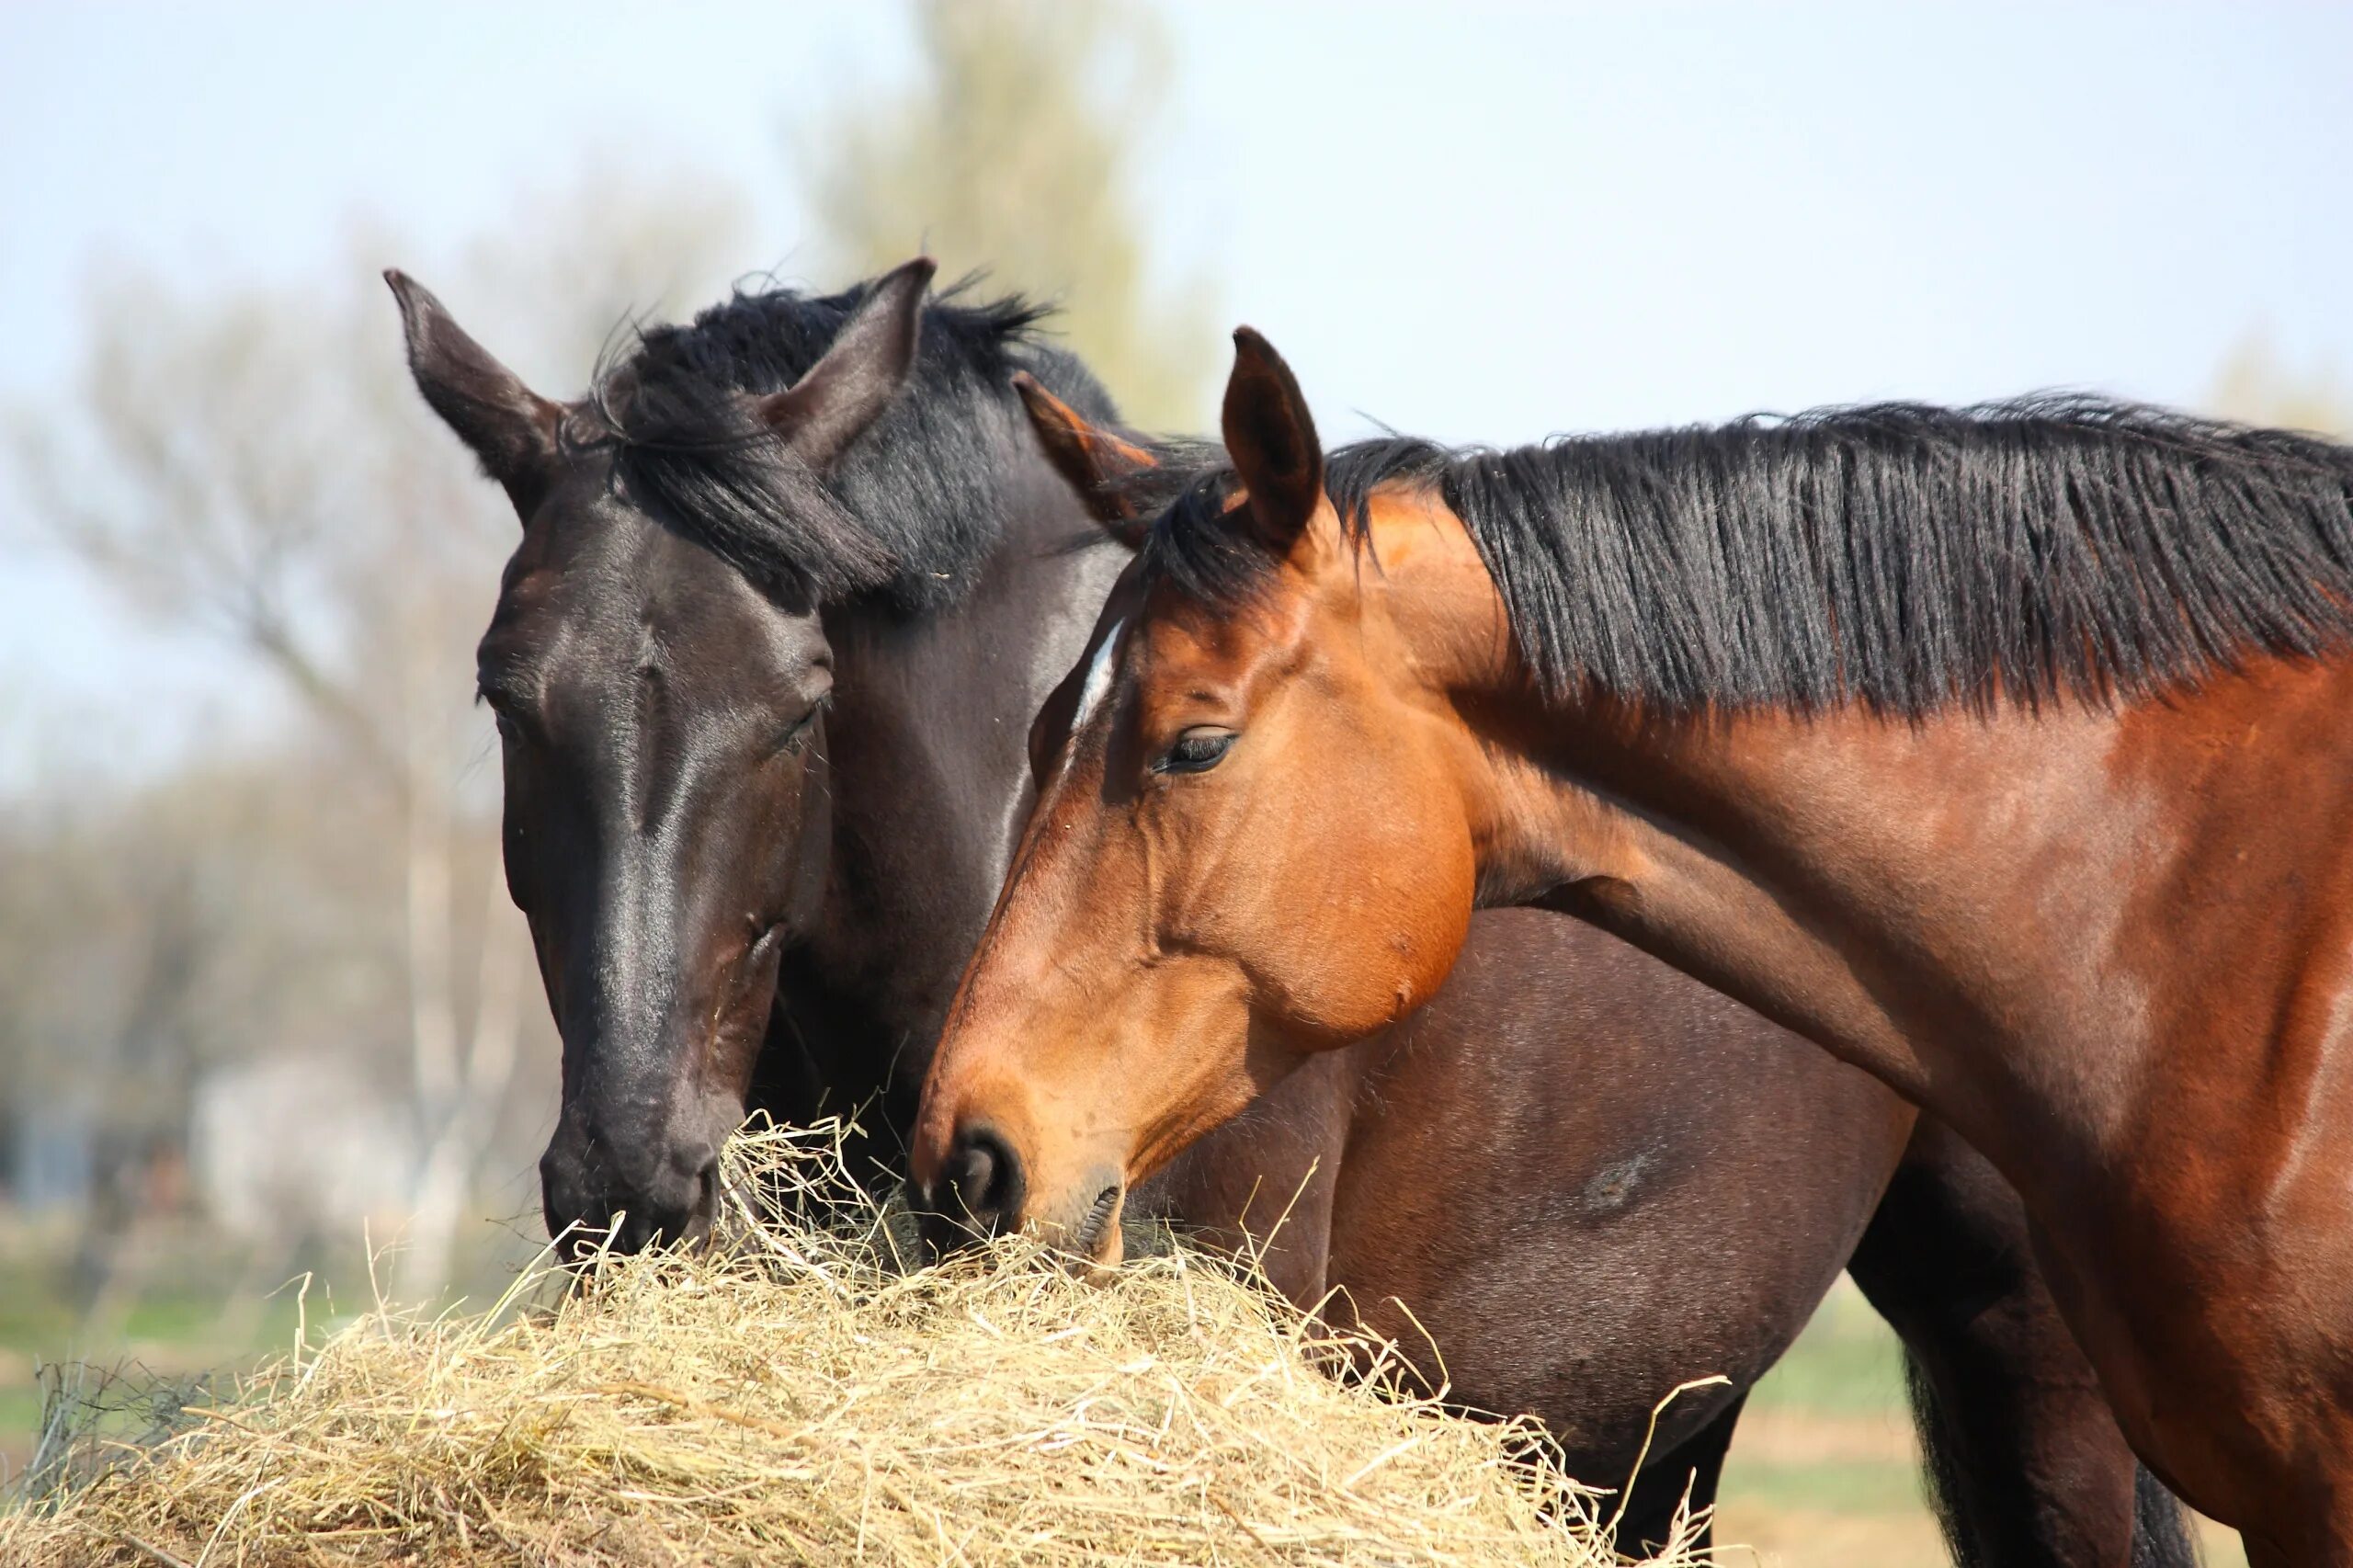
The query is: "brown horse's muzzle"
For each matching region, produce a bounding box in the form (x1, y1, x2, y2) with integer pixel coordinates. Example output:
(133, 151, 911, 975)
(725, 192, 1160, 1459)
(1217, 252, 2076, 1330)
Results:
(914, 1117, 1127, 1268)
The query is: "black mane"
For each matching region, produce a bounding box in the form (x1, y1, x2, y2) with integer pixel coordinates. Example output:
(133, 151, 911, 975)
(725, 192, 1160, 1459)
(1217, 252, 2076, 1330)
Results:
(1140, 397, 2353, 714)
(591, 275, 1117, 609)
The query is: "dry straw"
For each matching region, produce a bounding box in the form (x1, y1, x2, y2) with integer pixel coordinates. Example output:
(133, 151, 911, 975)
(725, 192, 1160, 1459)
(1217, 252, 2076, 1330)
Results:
(3, 1121, 1711, 1566)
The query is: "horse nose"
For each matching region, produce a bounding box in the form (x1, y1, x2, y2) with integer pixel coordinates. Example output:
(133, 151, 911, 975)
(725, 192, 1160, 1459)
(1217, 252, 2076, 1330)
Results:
(540, 1138, 600, 1256)
(540, 1130, 720, 1263)
(928, 1123, 1025, 1248)
(610, 1144, 720, 1253)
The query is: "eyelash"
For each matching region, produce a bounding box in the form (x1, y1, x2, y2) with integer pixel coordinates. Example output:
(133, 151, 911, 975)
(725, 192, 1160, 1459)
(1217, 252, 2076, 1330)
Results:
(1154, 731, 1236, 775)
(480, 691, 525, 742)
(779, 693, 834, 755)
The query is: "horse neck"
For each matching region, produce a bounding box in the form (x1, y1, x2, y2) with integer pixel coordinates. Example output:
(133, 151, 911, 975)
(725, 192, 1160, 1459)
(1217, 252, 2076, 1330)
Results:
(1468, 656, 2353, 1187)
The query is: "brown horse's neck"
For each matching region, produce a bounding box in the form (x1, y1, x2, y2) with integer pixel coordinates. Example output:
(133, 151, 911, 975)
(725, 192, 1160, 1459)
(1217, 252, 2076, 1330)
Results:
(1472, 701, 2123, 1166)
(1371, 495, 2353, 1194)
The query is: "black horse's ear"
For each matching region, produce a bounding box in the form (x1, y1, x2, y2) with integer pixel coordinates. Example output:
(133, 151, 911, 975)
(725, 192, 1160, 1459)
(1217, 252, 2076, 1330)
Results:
(757, 256, 937, 471)
(384, 270, 562, 518)
(1013, 371, 1158, 551)
(1221, 326, 1324, 555)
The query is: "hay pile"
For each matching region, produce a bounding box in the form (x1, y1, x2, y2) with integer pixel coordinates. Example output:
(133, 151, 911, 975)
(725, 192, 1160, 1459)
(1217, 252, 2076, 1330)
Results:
(4, 1124, 1709, 1566)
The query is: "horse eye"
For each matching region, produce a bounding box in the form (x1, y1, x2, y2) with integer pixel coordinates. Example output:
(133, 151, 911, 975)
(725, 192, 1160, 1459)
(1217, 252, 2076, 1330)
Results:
(479, 692, 526, 744)
(1154, 727, 1237, 776)
(777, 693, 832, 756)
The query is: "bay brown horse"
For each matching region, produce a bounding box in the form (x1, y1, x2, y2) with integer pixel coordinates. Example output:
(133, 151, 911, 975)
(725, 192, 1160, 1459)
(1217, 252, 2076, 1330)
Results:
(914, 325, 2353, 1562)
(392, 267, 2189, 1558)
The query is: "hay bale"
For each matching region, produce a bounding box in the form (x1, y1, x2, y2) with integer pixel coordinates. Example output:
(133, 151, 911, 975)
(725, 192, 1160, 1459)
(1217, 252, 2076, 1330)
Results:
(3, 1123, 1709, 1565)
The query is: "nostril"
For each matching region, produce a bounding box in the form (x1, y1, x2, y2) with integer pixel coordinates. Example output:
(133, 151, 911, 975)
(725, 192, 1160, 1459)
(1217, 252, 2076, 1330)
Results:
(953, 1141, 995, 1210)
(688, 1156, 721, 1239)
(554, 1203, 620, 1269)
(945, 1124, 1024, 1236)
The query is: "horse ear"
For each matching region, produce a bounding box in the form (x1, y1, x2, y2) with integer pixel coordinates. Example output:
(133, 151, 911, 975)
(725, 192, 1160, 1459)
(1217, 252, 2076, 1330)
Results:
(385, 270, 563, 517)
(1013, 371, 1159, 551)
(1220, 326, 1324, 555)
(756, 256, 937, 471)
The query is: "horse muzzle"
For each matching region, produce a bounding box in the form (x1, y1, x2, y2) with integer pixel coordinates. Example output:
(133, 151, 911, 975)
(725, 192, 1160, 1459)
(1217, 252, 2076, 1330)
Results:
(540, 1117, 721, 1264)
(915, 1120, 1126, 1269)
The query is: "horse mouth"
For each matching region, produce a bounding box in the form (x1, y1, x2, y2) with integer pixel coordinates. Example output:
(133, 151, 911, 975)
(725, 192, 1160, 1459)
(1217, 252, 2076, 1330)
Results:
(1065, 1183, 1125, 1263)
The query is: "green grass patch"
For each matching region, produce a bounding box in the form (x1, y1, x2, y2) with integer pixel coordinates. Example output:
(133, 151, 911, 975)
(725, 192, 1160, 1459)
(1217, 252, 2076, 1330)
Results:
(0, 1216, 543, 1492)
(1744, 1282, 1910, 1415)
(1717, 1455, 1928, 1516)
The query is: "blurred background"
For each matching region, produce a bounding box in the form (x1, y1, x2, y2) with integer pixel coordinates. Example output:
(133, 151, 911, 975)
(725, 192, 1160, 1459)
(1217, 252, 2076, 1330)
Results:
(3, 3, 2347, 1560)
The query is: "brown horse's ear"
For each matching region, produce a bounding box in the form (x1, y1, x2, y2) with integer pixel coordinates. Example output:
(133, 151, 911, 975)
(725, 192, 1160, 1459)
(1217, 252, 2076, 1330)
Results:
(385, 269, 562, 517)
(756, 256, 937, 471)
(1013, 371, 1160, 550)
(1221, 326, 1324, 555)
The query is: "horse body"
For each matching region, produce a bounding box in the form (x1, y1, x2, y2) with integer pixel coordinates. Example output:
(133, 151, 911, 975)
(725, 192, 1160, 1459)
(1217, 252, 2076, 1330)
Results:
(1512, 655, 2353, 1549)
(393, 270, 2188, 1560)
(1527, 658, 2353, 1538)
(911, 328, 2353, 1559)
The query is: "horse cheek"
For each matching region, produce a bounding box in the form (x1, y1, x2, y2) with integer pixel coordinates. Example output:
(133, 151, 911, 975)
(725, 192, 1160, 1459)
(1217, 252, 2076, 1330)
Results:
(1392, 826, 1479, 1021)
(1304, 822, 1476, 1043)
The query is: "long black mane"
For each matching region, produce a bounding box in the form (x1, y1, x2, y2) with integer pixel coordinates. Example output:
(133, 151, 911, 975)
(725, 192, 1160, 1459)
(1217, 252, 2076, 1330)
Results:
(590, 275, 1117, 609)
(1140, 397, 2353, 714)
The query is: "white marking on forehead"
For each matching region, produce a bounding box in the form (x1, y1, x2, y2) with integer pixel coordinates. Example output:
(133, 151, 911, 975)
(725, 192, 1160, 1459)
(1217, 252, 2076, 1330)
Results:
(1072, 616, 1127, 733)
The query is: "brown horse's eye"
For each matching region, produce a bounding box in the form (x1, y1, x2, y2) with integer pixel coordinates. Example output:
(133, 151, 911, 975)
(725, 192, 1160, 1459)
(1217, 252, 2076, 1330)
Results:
(1154, 727, 1236, 776)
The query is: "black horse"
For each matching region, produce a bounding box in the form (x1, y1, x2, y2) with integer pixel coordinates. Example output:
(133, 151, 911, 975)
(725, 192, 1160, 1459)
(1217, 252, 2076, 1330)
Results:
(389, 262, 2194, 1562)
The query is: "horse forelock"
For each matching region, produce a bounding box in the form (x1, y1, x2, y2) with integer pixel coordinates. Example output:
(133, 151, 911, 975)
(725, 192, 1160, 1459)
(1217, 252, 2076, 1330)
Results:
(584, 273, 1116, 612)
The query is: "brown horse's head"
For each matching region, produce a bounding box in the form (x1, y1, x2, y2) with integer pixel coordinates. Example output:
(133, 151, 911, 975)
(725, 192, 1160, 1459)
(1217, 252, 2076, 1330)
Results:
(914, 331, 1508, 1262)
(390, 261, 934, 1257)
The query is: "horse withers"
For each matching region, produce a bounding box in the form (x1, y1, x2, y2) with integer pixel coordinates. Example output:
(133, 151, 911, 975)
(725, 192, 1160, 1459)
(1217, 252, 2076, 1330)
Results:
(914, 325, 2353, 1562)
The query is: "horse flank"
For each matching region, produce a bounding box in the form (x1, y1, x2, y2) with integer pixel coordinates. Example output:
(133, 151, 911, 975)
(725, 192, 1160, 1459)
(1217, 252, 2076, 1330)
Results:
(1139, 397, 2353, 715)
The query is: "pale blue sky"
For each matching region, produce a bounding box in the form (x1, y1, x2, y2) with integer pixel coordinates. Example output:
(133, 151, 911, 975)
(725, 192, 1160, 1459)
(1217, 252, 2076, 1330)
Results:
(4, 2, 2349, 785)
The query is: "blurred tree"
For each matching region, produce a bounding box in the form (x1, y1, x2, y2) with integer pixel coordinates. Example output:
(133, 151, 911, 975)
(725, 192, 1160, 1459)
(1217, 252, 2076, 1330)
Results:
(6, 171, 751, 1301)
(0, 750, 373, 1320)
(798, 0, 1214, 430)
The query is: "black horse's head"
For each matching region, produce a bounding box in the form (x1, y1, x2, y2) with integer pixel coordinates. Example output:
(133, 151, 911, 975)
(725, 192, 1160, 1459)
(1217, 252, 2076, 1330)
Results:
(388, 261, 938, 1257)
